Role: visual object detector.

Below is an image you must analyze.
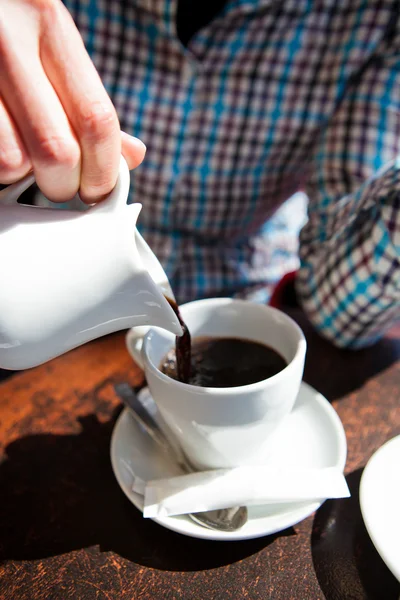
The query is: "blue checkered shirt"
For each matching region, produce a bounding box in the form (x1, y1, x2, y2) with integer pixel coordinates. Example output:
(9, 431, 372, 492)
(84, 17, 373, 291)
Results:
(64, 0, 400, 347)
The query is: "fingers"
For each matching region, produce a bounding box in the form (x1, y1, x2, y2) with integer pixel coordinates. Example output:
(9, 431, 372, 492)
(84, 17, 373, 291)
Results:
(0, 98, 31, 184)
(0, 0, 146, 202)
(1, 61, 81, 202)
(40, 3, 122, 203)
(0, 10, 81, 201)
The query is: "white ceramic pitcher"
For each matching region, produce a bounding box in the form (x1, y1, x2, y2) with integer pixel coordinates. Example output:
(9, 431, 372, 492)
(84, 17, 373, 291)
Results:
(0, 158, 182, 370)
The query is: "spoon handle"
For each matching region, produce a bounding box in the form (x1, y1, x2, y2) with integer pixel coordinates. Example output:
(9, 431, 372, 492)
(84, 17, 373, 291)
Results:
(114, 383, 192, 473)
(114, 384, 169, 448)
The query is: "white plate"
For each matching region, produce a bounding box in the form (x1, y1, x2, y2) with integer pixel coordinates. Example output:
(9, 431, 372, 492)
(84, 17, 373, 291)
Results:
(360, 435, 400, 581)
(110, 381, 347, 541)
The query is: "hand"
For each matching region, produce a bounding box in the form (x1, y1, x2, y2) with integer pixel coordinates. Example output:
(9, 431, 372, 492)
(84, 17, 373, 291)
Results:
(0, 0, 146, 203)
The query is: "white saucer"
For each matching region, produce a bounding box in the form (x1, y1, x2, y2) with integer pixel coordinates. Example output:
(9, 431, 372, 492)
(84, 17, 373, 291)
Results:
(360, 435, 400, 581)
(110, 381, 347, 541)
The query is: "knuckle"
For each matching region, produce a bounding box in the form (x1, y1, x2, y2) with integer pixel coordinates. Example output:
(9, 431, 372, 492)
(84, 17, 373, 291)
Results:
(81, 178, 114, 201)
(29, 0, 58, 28)
(0, 25, 8, 61)
(77, 101, 118, 140)
(31, 0, 58, 18)
(0, 146, 27, 173)
(36, 134, 80, 169)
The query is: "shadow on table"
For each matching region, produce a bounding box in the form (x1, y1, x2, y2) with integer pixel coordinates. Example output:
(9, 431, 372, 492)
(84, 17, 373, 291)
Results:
(311, 468, 400, 600)
(285, 307, 400, 402)
(0, 410, 294, 571)
(0, 369, 16, 383)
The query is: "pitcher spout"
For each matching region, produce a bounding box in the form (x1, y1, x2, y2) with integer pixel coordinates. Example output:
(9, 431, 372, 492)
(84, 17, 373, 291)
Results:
(133, 227, 182, 335)
(134, 229, 176, 302)
(112, 203, 182, 336)
(128, 270, 183, 336)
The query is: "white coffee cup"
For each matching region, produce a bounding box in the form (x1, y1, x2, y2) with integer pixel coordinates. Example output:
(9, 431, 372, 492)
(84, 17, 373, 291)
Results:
(126, 298, 306, 470)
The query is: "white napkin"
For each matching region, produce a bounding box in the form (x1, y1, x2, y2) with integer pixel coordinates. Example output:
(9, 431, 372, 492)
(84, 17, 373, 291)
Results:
(132, 465, 350, 518)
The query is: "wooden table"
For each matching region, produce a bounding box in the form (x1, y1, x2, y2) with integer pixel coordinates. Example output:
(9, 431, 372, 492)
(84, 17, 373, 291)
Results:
(0, 314, 399, 600)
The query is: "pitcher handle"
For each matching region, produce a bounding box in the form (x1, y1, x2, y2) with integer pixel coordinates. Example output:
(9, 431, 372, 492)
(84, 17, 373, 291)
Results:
(0, 172, 36, 205)
(0, 156, 131, 212)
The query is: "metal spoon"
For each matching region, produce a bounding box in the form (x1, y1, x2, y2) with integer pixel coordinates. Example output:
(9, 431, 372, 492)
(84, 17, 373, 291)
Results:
(114, 383, 248, 532)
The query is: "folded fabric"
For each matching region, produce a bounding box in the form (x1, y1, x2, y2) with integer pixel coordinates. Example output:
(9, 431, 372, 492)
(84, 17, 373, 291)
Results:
(132, 465, 350, 518)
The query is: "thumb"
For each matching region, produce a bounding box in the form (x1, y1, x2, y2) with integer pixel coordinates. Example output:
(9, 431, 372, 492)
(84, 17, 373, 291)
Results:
(121, 131, 146, 170)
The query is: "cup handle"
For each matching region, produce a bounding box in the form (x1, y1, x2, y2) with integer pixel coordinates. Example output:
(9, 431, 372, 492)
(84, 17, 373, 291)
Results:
(126, 327, 150, 370)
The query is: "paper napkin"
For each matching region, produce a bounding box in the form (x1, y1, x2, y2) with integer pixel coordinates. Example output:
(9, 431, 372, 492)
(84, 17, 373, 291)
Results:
(132, 465, 350, 518)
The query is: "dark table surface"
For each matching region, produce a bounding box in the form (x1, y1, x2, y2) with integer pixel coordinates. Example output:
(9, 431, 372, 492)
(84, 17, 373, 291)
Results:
(0, 310, 399, 600)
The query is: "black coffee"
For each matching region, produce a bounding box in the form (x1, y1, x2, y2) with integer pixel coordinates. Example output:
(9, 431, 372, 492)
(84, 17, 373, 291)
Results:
(165, 296, 192, 383)
(160, 336, 287, 388)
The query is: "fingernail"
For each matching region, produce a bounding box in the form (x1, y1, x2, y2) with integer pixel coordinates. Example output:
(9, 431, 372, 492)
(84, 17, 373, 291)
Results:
(121, 131, 146, 152)
(80, 193, 109, 205)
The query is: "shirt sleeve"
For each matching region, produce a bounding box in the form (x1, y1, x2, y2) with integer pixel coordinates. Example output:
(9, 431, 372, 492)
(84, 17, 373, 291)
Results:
(296, 37, 400, 348)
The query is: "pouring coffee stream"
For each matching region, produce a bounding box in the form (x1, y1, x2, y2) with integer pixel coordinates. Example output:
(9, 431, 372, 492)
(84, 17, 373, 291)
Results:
(164, 296, 192, 384)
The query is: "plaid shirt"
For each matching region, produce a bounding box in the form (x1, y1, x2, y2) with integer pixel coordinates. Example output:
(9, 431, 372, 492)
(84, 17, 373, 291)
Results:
(64, 0, 400, 347)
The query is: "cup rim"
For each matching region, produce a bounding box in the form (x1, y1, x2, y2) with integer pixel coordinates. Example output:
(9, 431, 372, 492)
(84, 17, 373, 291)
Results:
(141, 298, 307, 395)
